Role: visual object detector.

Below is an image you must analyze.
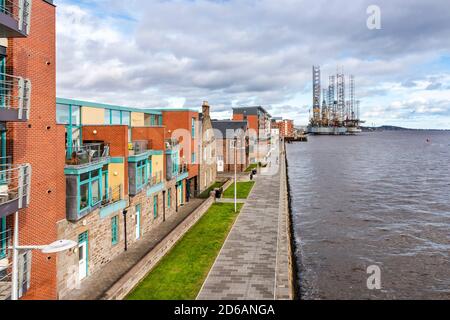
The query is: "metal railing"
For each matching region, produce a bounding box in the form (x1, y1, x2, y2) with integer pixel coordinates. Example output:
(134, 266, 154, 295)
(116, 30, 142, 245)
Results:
(0, 158, 31, 209)
(65, 143, 110, 168)
(0, 227, 12, 301)
(165, 138, 179, 150)
(128, 140, 150, 155)
(150, 170, 163, 186)
(0, 73, 31, 121)
(0, 0, 32, 35)
(102, 184, 123, 207)
(179, 164, 188, 175)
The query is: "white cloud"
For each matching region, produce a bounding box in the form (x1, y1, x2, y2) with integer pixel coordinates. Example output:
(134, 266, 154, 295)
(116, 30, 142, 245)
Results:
(56, 0, 450, 128)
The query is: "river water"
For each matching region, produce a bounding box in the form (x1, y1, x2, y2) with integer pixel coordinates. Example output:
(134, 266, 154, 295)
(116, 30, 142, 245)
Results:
(286, 131, 450, 300)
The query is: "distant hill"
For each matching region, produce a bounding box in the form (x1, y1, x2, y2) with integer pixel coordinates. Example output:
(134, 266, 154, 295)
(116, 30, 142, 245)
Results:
(362, 126, 450, 132)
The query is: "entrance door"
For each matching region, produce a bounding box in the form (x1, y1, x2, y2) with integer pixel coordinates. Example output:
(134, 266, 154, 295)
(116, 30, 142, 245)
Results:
(78, 232, 88, 281)
(135, 205, 141, 240)
(217, 158, 224, 172)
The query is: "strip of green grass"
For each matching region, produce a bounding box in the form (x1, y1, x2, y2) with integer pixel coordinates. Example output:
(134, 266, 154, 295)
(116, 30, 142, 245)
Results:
(244, 164, 258, 172)
(198, 181, 226, 199)
(223, 181, 255, 199)
(126, 203, 243, 300)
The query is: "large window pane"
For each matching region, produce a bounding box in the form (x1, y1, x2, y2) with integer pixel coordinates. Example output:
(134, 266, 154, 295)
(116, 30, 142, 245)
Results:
(112, 110, 121, 125)
(80, 183, 89, 211)
(91, 179, 101, 205)
(71, 105, 81, 125)
(122, 111, 130, 126)
(144, 114, 151, 127)
(56, 104, 70, 124)
(104, 109, 111, 125)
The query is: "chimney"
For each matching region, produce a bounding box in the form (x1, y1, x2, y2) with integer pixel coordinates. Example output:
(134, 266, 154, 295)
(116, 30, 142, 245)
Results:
(202, 101, 210, 118)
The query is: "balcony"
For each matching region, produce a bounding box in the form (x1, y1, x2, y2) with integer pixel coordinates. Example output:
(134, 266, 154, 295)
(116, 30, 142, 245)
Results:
(101, 184, 123, 207)
(0, 159, 31, 219)
(0, 73, 31, 122)
(128, 140, 150, 156)
(146, 170, 164, 196)
(0, 228, 11, 301)
(65, 143, 110, 169)
(0, 0, 32, 38)
(165, 138, 179, 151)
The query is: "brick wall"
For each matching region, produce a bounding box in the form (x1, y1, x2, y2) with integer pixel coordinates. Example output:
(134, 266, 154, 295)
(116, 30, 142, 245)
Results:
(162, 111, 199, 179)
(82, 125, 129, 195)
(5, 0, 63, 300)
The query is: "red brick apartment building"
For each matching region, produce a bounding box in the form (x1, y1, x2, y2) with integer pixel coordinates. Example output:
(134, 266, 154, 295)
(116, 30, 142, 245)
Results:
(272, 118, 295, 138)
(161, 109, 199, 200)
(232, 107, 271, 163)
(0, 0, 64, 300)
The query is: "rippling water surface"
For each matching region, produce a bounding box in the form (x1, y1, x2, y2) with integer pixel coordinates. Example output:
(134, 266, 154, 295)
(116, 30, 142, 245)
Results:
(286, 131, 450, 300)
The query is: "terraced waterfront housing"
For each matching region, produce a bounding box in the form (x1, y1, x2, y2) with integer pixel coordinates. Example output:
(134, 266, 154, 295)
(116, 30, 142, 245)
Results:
(0, 0, 295, 300)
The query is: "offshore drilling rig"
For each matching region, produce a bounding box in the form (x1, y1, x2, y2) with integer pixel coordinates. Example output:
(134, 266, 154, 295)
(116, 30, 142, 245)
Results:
(308, 66, 364, 135)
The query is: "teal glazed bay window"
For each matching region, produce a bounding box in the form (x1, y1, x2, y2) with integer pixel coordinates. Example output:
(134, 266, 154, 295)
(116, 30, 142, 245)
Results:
(129, 157, 151, 196)
(136, 159, 149, 190)
(66, 165, 109, 222)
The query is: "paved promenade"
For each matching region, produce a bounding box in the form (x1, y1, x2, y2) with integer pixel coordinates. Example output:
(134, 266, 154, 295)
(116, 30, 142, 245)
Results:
(197, 149, 287, 300)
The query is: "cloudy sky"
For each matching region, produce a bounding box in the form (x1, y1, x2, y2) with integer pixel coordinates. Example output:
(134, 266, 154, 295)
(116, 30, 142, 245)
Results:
(56, 0, 450, 129)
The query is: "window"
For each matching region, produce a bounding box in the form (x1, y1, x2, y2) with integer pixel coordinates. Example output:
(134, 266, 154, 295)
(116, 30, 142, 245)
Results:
(102, 168, 109, 202)
(56, 104, 70, 124)
(122, 111, 131, 126)
(111, 110, 121, 125)
(104, 109, 111, 124)
(79, 169, 104, 213)
(136, 159, 148, 190)
(150, 115, 155, 126)
(91, 179, 101, 205)
(153, 195, 158, 219)
(191, 152, 196, 164)
(71, 105, 81, 125)
(144, 114, 151, 127)
(111, 216, 119, 245)
(0, 217, 6, 259)
(191, 118, 196, 138)
(79, 183, 89, 211)
(167, 189, 171, 208)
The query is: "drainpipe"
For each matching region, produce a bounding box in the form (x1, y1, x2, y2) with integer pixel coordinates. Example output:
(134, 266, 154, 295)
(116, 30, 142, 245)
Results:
(162, 191, 166, 222)
(122, 209, 128, 251)
(175, 184, 178, 213)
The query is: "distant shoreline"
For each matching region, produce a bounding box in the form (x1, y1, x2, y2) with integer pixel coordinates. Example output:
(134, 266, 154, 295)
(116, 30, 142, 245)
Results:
(361, 126, 450, 132)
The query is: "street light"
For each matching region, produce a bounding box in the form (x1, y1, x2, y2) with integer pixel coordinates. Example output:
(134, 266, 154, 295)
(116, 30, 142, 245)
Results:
(231, 135, 245, 213)
(9, 211, 77, 300)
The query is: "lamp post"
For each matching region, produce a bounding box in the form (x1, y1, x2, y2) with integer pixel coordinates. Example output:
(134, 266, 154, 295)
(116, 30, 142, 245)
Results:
(9, 211, 77, 300)
(231, 135, 246, 213)
(234, 136, 237, 213)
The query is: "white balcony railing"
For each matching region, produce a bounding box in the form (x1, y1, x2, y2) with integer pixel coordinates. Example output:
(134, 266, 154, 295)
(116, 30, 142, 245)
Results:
(0, 159, 32, 211)
(0, 0, 32, 36)
(0, 73, 32, 121)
